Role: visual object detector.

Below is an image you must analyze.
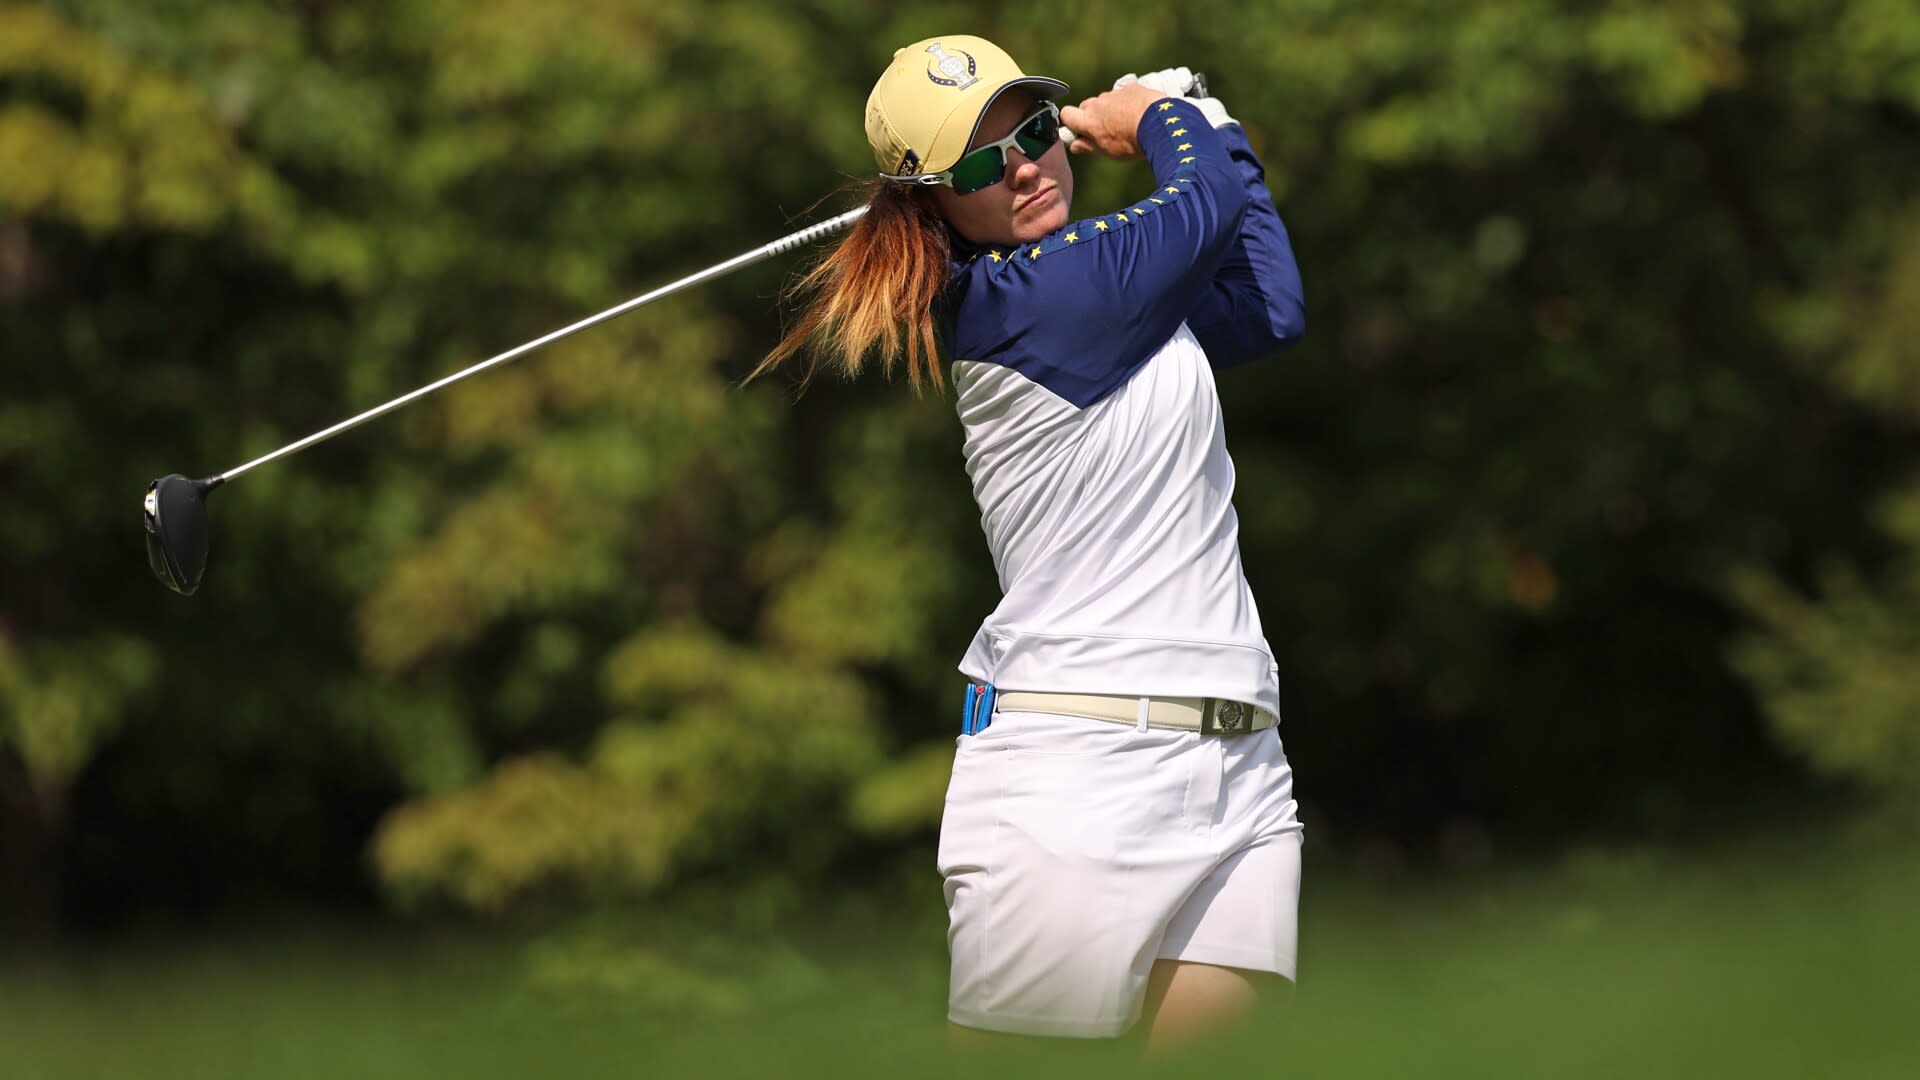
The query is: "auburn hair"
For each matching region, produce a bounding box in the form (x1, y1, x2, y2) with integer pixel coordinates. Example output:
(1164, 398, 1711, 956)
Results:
(750, 179, 952, 392)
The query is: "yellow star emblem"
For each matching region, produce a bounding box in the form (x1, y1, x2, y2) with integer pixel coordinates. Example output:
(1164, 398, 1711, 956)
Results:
(1150, 197, 1165, 205)
(1115, 211, 1129, 222)
(1180, 156, 1196, 164)
(987, 250, 1002, 262)
(1176, 143, 1192, 152)
(1157, 101, 1174, 111)
(1065, 231, 1078, 243)
(1094, 220, 1109, 231)
(1029, 246, 1041, 260)
(1165, 186, 1180, 195)
(1165, 116, 1180, 125)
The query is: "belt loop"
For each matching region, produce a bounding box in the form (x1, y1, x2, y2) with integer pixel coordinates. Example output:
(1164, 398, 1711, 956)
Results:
(1135, 696, 1150, 732)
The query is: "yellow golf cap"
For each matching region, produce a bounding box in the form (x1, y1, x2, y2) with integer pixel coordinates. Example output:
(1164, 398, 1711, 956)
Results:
(866, 35, 1069, 178)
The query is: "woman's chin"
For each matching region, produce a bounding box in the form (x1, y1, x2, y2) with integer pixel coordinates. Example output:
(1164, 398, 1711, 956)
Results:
(1013, 207, 1071, 244)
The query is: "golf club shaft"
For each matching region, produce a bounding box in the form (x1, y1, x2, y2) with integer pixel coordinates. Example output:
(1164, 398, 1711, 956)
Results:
(216, 206, 870, 484)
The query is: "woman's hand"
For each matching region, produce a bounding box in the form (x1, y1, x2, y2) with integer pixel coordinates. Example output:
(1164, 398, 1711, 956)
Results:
(1059, 83, 1164, 161)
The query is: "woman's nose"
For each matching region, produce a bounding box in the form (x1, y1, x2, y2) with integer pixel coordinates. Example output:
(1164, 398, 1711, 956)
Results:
(1007, 155, 1042, 187)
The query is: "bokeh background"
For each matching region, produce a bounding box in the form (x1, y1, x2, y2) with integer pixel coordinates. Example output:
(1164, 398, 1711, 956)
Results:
(4, 1, 1919, 1075)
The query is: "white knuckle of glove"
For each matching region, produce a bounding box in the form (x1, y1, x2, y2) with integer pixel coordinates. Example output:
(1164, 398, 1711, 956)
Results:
(1075, 67, 1235, 141)
(1129, 67, 1195, 96)
(1111, 67, 1238, 128)
(1186, 95, 1238, 129)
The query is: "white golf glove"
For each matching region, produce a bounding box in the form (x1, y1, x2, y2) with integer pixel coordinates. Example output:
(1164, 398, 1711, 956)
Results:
(1059, 66, 1237, 146)
(1117, 67, 1239, 129)
(1113, 67, 1197, 96)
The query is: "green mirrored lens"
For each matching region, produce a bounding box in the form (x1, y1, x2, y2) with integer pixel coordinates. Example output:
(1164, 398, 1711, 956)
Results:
(946, 104, 1059, 194)
(949, 147, 1006, 194)
(1015, 109, 1060, 159)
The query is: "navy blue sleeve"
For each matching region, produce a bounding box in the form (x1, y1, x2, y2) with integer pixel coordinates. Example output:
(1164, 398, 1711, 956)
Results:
(942, 98, 1252, 408)
(1186, 124, 1307, 370)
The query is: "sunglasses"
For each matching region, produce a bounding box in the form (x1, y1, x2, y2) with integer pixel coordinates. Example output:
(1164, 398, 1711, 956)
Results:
(886, 101, 1062, 195)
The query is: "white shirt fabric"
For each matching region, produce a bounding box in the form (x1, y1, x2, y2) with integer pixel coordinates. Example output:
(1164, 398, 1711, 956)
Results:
(952, 322, 1280, 716)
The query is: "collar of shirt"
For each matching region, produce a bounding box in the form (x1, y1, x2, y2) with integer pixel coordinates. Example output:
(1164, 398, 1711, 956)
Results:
(947, 224, 989, 266)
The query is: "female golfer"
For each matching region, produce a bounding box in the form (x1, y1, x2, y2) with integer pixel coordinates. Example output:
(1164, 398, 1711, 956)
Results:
(755, 36, 1306, 1045)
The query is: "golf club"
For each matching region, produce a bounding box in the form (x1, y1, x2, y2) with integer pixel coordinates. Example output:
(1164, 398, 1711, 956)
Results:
(144, 205, 870, 596)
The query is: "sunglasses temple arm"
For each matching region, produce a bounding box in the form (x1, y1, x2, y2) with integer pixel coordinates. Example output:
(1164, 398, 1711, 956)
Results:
(214, 206, 871, 485)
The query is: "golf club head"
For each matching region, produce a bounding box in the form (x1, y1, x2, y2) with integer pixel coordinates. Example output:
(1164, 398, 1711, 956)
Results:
(144, 474, 218, 595)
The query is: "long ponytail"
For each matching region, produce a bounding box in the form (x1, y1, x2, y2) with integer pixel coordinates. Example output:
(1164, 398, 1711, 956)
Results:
(750, 180, 951, 392)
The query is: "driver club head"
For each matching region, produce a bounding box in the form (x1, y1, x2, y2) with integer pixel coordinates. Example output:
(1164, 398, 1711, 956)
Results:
(144, 474, 219, 595)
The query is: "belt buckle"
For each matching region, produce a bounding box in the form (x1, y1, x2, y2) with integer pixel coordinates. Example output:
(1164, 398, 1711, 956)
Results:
(1201, 698, 1251, 736)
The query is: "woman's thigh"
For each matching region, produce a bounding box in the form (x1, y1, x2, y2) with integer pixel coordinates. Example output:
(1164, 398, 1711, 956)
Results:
(1140, 959, 1289, 1052)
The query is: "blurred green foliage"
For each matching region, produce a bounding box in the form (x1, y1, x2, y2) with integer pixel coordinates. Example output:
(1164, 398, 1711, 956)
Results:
(1732, 207, 1920, 809)
(3, 0, 1919, 926)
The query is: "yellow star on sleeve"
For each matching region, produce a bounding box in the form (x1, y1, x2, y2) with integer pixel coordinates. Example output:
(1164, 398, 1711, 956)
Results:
(1165, 186, 1180, 194)
(1157, 101, 1174, 111)
(1176, 143, 1192, 152)
(1165, 116, 1180, 125)
(1115, 211, 1128, 222)
(1172, 129, 1187, 137)
(1065, 231, 1078, 243)
(1029, 246, 1042, 260)
(1150, 197, 1165, 205)
(987, 250, 1002, 262)
(1180, 156, 1196, 164)
(1094, 220, 1109, 231)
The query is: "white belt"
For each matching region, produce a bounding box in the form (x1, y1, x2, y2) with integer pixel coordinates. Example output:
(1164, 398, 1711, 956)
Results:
(994, 692, 1276, 736)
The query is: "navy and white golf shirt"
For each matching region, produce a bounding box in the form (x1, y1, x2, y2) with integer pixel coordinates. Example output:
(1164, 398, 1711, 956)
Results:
(940, 97, 1305, 716)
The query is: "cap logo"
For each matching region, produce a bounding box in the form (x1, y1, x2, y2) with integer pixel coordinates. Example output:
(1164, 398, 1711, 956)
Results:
(924, 42, 978, 89)
(896, 148, 921, 176)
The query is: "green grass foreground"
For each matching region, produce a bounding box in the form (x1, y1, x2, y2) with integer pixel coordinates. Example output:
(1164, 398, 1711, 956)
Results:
(4, 835, 1917, 1079)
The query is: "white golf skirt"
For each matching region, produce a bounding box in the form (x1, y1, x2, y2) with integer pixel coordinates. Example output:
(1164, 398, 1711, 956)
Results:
(937, 706, 1303, 1038)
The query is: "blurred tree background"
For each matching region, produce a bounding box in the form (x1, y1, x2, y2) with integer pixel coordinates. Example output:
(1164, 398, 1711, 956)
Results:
(3, 0, 1918, 941)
